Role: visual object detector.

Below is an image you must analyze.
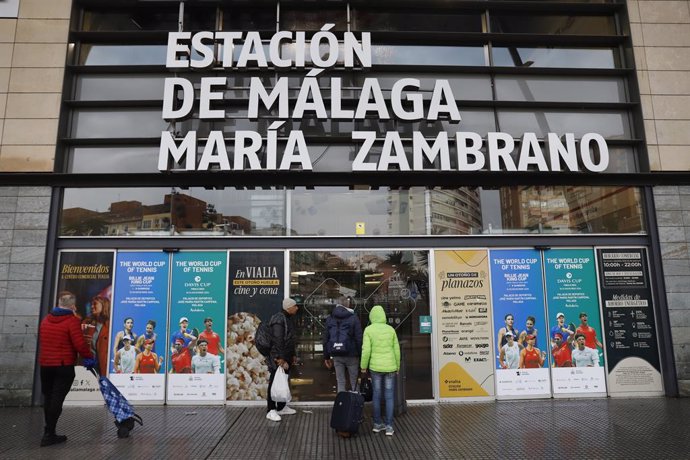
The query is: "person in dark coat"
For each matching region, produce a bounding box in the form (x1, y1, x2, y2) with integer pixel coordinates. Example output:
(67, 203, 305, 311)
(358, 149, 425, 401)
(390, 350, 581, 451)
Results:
(265, 298, 299, 422)
(323, 302, 363, 393)
(38, 291, 95, 447)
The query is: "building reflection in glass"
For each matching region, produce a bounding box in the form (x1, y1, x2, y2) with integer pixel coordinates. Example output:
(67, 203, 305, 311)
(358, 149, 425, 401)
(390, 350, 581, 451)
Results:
(59, 186, 645, 237)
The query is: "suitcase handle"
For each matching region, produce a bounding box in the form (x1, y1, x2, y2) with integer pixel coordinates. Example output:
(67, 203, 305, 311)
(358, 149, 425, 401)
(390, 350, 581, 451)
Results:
(355, 371, 368, 392)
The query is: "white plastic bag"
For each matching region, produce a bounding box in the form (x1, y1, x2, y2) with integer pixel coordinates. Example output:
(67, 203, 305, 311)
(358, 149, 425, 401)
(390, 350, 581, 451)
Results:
(271, 367, 291, 403)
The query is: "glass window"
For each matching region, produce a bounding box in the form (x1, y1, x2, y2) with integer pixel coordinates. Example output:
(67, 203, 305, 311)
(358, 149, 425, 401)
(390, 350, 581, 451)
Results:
(476, 186, 645, 234)
(357, 73, 492, 101)
(71, 110, 168, 138)
(490, 15, 617, 35)
(183, 6, 218, 31)
(81, 10, 180, 31)
(497, 110, 631, 139)
(303, 144, 358, 172)
(78, 44, 168, 66)
(353, 11, 482, 32)
(429, 188, 483, 235)
(60, 188, 286, 236)
(280, 42, 345, 66)
(280, 7, 347, 31)
(290, 187, 427, 236)
(80, 7, 215, 32)
(276, 120, 356, 139)
(59, 185, 645, 237)
(222, 8, 276, 31)
(289, 250, 433, 400)
(68, 147, 160, 173)
(225, 73, 276, 99)
(372, 45, 486, 66)
(492, 47, 618, 68)
(75, 75, 167, 101)
(606, 147, 638, 173)
(494, 76, 627, 103)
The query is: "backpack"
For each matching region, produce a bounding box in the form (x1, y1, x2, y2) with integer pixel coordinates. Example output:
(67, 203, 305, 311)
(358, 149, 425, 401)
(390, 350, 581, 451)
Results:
(254, 314, 287, 357)
(254, 320, 272, 357)
(327, 319, 353, 356)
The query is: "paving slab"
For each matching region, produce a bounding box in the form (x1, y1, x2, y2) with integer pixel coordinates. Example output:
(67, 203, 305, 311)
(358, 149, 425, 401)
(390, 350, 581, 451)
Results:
(1, 398, 690, 459)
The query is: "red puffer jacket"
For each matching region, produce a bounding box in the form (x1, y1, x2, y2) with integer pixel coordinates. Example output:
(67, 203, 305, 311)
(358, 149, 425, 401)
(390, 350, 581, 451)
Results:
(39, 308, 93, 366)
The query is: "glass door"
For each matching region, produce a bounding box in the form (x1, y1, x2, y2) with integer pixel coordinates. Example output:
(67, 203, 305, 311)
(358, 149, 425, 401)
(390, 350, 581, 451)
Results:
(289, 250, 433, 401)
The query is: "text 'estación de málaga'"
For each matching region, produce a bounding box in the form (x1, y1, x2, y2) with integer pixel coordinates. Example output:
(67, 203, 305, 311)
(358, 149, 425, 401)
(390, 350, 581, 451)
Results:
(159, 26, 610, 173)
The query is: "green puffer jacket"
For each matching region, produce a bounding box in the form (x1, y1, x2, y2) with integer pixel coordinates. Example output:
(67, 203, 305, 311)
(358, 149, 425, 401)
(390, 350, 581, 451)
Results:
(360, 305, 401, 373)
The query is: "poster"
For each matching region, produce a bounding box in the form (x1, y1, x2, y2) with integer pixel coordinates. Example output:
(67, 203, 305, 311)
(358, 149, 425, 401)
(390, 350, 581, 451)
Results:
(109, 252, 169, 402)
(490, 249, 551, 398)
(226, 251, 284, 401)
(597, 248, 662, 395)
(57, 251, 114, 404)
(168, 251, 228, 402)
(435, 250, 494, 398)
(544, 248, 606, 395)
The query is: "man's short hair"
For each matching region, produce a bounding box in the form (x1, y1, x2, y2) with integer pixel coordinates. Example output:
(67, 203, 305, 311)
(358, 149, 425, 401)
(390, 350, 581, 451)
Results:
(203, 317, 213, 323)
(579, 312, 588, 318)
(574, 333, 586, 340)
(197, 338, 208, 346)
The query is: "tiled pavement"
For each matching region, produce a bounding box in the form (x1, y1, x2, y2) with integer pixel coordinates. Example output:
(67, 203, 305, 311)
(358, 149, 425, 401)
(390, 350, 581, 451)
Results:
(1, 398, 690, 459)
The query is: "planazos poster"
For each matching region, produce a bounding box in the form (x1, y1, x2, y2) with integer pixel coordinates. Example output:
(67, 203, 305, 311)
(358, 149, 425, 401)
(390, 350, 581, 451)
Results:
(435, 250, 494, 398)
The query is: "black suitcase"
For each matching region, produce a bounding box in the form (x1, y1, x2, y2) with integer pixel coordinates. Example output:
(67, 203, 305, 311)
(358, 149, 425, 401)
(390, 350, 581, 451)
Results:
(330, 391, 364, 436)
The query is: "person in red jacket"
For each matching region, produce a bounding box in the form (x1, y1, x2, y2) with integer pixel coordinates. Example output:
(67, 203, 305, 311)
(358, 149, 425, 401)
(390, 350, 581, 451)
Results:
(38, 291, 95, 447)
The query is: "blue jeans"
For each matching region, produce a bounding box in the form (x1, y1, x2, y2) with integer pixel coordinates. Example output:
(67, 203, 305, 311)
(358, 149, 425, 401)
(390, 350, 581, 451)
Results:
(370, 370, 395, 428)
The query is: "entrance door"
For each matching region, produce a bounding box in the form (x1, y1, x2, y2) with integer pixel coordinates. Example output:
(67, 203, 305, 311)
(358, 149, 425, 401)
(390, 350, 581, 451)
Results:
(289, 250, 433, 401)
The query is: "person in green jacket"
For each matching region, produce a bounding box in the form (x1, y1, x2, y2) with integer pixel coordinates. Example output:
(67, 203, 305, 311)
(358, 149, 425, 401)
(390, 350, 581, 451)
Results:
(360, 305, 401, 436)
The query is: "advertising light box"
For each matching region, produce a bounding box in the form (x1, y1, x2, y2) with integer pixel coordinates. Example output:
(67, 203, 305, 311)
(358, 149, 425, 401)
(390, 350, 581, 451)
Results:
(109, 252, 169, 402)
(168, 251, 228, 403)
(490, 249, 551, 398)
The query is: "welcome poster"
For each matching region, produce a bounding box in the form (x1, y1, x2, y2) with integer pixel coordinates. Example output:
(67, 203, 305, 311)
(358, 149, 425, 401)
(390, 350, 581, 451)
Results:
(109, 251, 169, 402)
(597, 247, 662, 396)
(168, 251, 228, 403)
(57, 251, 114, 405)
(544, 248, 606, 396)
(435, 250, 494, 399)
(490, 249, 550, 398)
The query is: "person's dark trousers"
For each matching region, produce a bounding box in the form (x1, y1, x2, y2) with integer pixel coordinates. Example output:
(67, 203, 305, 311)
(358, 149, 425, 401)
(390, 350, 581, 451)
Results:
(40, 365, 75, 435)
(266, 365, 290, 412)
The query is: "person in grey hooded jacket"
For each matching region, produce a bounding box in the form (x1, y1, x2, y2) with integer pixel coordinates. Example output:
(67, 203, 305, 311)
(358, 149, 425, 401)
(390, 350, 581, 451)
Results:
(323, 301, 363, 393)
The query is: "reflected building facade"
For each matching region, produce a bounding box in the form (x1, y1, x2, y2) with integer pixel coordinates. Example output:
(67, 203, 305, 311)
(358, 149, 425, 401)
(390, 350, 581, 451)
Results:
(500, 186, 644, 234)
(430, 189, 483, 235)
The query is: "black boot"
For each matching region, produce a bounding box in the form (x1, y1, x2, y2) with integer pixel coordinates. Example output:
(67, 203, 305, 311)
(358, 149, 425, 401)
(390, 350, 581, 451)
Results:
(41, 428, 67, 447)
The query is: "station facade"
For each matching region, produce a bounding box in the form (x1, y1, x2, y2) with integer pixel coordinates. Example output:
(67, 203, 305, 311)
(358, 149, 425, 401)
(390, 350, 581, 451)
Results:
(0, 0, 689, 405)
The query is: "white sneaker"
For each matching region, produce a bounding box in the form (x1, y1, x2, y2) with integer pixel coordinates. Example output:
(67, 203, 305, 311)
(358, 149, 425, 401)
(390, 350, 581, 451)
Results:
(277, 406, 297, 415)
(266, 410, 282, 422)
